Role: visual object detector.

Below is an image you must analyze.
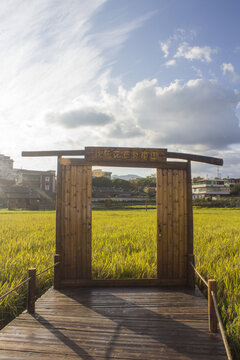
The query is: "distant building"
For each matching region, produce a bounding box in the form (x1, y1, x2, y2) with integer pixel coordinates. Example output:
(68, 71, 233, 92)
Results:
(223, 177, 240, 189)
(0, 153, 56, 209)
(92, 169, 112, 179)
(0, 154, 15, 182)
(192, 178, 230, 199)
(15, 169, 56, 192)
(0, 185, 41, 210)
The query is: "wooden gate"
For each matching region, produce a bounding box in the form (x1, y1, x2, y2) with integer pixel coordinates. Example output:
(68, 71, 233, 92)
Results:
(156, 164, 189, 282)
(56, 159, 92, 281)
(22, 146, 222, 287)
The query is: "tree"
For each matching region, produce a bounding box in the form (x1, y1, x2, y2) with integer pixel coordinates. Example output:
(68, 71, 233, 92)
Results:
(230, 184, 240, 196)
(130, 175, 156, 192)
(112, 178, 135, 191)
(92, 177, 112, 187)
(192, 176, 204, 181)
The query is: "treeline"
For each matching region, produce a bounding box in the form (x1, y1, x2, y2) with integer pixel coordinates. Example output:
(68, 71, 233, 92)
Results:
(92, 175, 156, 193)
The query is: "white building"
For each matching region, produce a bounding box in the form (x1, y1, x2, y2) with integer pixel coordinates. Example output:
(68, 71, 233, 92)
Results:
(0, 154, 15, 182)
(192, 179, 230, 199)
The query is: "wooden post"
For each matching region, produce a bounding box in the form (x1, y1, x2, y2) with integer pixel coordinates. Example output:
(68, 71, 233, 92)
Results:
(27, 268, 36, 313)
(208, 279, 217, 333)
(187, 254, 195, 288)
(54, 254, 61, 289)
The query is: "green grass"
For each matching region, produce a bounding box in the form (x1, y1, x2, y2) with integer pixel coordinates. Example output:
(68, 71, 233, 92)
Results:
(0, 208, 239, 358)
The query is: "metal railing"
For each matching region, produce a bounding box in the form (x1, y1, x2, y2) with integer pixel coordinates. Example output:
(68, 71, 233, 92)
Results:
(0, 254, 60, 314)
(190, 261, 232, 360)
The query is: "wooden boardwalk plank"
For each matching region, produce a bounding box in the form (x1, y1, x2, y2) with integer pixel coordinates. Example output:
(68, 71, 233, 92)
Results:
(0, 287, 227, 359)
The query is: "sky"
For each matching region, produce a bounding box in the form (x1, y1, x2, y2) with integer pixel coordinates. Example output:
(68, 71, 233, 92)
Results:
(1, 0, 240, 178)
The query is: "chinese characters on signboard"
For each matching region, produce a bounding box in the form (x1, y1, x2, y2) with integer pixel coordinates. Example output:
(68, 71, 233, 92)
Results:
(85, 147, 167, 163)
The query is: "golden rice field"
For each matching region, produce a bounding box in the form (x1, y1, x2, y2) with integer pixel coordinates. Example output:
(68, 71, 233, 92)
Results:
(0, 208, 239, 358)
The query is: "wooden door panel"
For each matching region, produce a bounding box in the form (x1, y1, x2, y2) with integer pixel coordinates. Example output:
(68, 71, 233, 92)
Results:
(156, 167, 188, 280)
(56, 161, 92, 281)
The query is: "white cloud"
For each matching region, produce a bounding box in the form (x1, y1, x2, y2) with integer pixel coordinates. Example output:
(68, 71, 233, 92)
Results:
(94, 11, 155, 56)
(47, 108, 114, 128)
(125, 78, 240, 149)
(222, 62, 240, 83)
(160, 28, 196, 59)
(222, 63, 235, 74)
(106, 123, 144, 138)
(165, 59, 176, 67)
(174, 42, 216, 62)
(192, 66, 203, 78)
(160, 41, 170, 58)
(0, 0, 153, 167)
(50, 77, 240, 152)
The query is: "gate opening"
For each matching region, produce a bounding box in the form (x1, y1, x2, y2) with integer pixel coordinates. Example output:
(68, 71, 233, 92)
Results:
(91, 167, 157, 280)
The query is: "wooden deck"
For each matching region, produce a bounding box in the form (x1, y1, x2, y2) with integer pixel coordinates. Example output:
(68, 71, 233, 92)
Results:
(0, 286, 226, 359)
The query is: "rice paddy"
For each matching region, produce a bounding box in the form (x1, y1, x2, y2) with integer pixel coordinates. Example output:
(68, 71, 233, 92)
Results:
(0, 207, 239, 358)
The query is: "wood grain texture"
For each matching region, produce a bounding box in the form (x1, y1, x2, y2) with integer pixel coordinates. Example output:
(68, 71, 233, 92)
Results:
(55, 157, 62, 255)
(157, 167, 188, 281)
(60, 279, 187, 287)
(208, 280, 218, 333)
(57, 164, 92, 282)
(21, 148, 223, 166)
(59, 158, 188, 169)
(187, 161, 193, 255)
(0, 287, 227, 359)
(167, 152, 223, 166)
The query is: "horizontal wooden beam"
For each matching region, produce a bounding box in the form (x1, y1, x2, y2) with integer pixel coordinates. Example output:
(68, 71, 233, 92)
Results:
(167, 152, 223, 166)
(22, 150, 85, 157)
(60, 278, 187, 287)
(21, 148, 223, 166)
(59, 158, 188, 169)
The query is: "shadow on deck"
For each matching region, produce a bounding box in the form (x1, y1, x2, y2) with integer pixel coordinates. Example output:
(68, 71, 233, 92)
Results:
(0, 286, 226, 359)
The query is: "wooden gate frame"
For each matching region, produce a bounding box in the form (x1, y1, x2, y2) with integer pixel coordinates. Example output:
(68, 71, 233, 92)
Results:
(22, 147, 223, 288)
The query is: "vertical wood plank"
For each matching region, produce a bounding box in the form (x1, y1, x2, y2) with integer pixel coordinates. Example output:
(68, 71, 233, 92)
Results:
(173, 169, 179, 278)
(60, 164, 66, 281)
(70, 166, 77, 279)
(183, 169, 188, 280)
(76, 166, 83, 279)
(162, 168, 168, 278)
(86, 166, 92, 279)
(156, 168, 163, 278)
(69, 165, 73, 279)
(187, 161, 193, 255)
(56, 157, 62, 255)
(82, 166, 87, 279)
(167, 169, 173, 279)
(187, 161, 194, 286)
(65, 165, 71, 280)
(178, 170, 185, 279)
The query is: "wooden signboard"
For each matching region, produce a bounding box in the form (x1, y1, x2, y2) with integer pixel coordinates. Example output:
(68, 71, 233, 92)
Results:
(85, 147, 167, 163)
